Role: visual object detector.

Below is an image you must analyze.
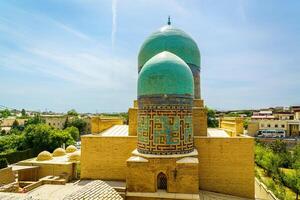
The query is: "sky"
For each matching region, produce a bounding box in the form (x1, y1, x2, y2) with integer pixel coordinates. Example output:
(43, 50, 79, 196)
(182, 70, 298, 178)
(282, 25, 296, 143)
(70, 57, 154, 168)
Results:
(0, 0, 300, 113)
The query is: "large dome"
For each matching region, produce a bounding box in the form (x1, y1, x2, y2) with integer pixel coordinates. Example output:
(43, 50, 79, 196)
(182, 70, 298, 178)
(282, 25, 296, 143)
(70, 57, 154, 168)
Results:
(138, 25, 200, 72)
(138, 51, 194, 96)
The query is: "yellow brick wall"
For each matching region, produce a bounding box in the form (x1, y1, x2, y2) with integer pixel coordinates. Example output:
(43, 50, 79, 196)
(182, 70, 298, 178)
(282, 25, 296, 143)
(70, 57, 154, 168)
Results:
(193, 99, 204, 107)
(0, 167, 15, 185)
(127, 157, 199, 194)
(247, 121, 259, 137)
(17, 161, 75, 181)
(18, 168, 39, 181)
(195, 136, 255, 199)
(128, 108, 138, 136)
(219, 117, 244, 136)
(80, 135, 254, 199)
(90, 116, 123, 134)
(193, 107, 207, 136)
(80, 135, 137, 180)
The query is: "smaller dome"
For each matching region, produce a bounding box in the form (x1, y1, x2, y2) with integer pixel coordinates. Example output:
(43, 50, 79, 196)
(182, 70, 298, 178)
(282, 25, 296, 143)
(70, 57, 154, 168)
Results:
(138, 51, 194, 96)
(66, 145, 77, 153)
(52, 148, 66, 157)
(68, 151, 81, 162)
(36, 151, 53, 161)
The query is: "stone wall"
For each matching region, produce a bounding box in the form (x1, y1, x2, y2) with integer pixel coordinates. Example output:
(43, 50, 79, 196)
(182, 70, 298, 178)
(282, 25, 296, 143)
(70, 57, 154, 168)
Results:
(90, 117, 123, 134)
(193, 107, 207, 136)
(128, 108, 137, 136)
(17, 161, 75, 181)
(195, 136, 255, 199)
(127, 156, 199, 194)
(247, 121, 259, 137)
(80, 135, 137, 180)
(219, 117, 244, 136)
(80, 135, 254, 199)
(0, 167, 15, 185)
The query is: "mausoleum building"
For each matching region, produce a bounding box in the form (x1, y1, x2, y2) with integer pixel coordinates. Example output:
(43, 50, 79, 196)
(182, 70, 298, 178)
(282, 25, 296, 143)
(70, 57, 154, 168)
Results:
(80, 19, 255, 200)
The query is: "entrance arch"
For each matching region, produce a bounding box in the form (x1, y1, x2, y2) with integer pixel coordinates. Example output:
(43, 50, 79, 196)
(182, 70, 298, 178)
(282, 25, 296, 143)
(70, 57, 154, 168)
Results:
(157, 172, 167, 190)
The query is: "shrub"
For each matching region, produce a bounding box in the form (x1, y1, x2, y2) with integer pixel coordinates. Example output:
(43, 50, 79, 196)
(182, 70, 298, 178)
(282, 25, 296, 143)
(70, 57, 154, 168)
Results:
(66, 118, 87, 134)
(0, 149, 36, 164)
(49, 130, 75, 151)
(65, 126, 80, 141)
(0, 158, 8, 169)
(0, 134, 27, 153)
(280, 169, 300, 199)
(24, 124, 75, 152)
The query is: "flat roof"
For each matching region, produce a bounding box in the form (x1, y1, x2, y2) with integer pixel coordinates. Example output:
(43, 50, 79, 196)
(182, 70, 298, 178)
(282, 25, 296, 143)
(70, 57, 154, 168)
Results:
(18, 150, 80, 165)
(207, 128, 229, 137)
(11, 165, 39, 172)
(100, 125, 129, 136)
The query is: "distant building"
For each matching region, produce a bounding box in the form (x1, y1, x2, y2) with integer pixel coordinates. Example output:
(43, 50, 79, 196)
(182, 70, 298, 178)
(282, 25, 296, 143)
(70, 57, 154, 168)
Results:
(293, 108, 300, 120)
(251, 110, 274, 120)
(41, 115, 68, 129)
(273, 111, 294, 120)
(248, 108, 300, 137)
(0, 117, 27, 133)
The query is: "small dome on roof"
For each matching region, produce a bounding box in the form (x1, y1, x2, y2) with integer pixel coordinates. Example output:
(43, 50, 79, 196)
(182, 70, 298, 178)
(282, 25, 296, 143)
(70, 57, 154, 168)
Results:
(36, 151, 53, 161)
(138, 51, 194, 97)
(138, 24, 200, 72)
(52, 148, 66, 157)
(66, 145, 77, 153)
(68, 151, 81, 162)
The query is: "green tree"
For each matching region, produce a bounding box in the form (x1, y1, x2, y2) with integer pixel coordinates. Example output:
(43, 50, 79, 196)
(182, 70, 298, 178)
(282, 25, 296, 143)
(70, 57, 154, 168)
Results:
(23, 124, 53, 151)
(0, 134, 26, 153)
(67, 109, 78, 116)
(12, 120, 19, 128)
(255, 143, 281, 177)
(293, 144, 300, 169)
(281, 169, 300, 200)
(291, 170, 300, 200)
(243, 110, 253, 117)
(225, 112, 240, 117)
(49, 129, 75, 150)
(24, 124, 75, 152)
(206, 107, 218, 128)
(243, 119, 249, 129)
(0, 109, 11, 118)
(65, 126, 80, 141)
(25, 114, 45, 126)
(63, 117, 69, 129)
(21, 109, 26, 117)
(11, 119, 24, 131)
(269, 140, 287, 154)
(67, 118, 87, 134)
(0, 129, 6, 135)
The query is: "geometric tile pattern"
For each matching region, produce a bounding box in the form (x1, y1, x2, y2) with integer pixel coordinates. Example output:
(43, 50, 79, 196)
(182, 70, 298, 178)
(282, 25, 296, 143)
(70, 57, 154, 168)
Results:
(137, 103, 194, 155)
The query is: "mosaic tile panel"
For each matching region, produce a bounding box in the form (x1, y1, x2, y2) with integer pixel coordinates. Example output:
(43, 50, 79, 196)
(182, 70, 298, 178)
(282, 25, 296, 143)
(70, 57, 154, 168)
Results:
(137, 99, 194, 155)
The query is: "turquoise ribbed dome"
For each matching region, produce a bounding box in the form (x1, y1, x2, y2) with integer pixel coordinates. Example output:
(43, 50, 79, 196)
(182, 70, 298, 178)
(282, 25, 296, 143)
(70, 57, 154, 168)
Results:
(138, 25, 200, 72)
(138, 51, 194, 96)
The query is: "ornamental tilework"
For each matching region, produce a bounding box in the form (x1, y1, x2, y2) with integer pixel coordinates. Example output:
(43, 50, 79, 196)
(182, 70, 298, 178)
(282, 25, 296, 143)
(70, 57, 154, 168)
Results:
(137, 103, 194, 155)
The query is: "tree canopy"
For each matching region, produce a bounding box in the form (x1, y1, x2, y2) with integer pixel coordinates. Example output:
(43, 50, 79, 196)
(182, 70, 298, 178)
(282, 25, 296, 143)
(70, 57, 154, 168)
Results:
(67, 109, 78, 116)
(0, 109, 11, 118)
(65, 117, 87, 134)
(206, 107, 218, 128)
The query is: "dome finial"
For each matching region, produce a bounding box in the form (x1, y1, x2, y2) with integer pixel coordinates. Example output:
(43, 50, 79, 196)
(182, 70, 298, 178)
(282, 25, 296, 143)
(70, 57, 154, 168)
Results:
(167, 16, 171, 25)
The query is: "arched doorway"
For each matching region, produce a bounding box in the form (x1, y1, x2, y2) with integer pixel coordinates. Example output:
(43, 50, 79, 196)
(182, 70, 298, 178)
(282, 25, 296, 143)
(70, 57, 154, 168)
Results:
(157, 172, 167, 190)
